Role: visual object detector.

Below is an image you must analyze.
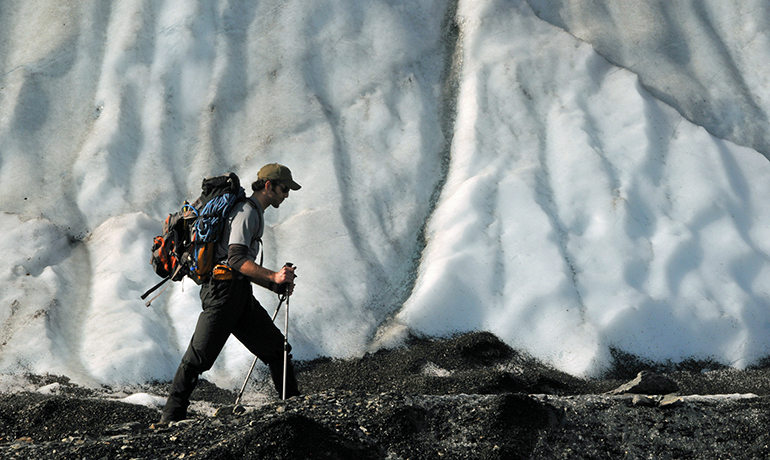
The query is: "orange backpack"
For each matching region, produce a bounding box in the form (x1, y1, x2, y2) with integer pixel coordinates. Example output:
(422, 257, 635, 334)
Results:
(142, 172, 245, 305)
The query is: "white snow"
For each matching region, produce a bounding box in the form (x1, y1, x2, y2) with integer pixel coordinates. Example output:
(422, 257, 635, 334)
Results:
(119, 392, 168, 408)
(2, 0, 770, 393)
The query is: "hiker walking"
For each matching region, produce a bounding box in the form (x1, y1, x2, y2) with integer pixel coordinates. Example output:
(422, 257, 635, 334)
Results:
(161, 163, 302, 423)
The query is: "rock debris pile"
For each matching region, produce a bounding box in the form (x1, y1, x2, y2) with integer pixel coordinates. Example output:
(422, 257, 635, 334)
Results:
(1, 331, 770, 459)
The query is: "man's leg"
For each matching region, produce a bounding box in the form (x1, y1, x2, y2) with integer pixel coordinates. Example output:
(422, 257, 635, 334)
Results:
(233, 297, 300, 398)
(268, 354, 301, 398)
(162, 355, 199, 422)
(161, 281, 242, 421)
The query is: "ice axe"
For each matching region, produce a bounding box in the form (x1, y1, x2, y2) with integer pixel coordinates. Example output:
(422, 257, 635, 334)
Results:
(231, 263, 294, 414)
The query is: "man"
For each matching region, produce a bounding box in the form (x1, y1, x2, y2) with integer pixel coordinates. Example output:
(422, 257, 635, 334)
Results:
(161, 163, 302, 423)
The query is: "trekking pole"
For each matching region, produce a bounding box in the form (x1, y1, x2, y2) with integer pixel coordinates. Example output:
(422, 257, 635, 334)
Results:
(233, 296, 285, 408)
(282, 288, 290, 400)
(233, 263, 294, 409)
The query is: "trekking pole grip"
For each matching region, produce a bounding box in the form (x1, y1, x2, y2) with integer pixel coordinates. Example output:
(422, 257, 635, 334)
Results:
(281, 262, 294, 296)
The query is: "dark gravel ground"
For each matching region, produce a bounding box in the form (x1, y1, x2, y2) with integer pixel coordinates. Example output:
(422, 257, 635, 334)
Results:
(2, 331, 770, 459)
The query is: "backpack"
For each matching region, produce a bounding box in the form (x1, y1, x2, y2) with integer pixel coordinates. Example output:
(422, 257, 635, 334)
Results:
(141, 172, 247, 306)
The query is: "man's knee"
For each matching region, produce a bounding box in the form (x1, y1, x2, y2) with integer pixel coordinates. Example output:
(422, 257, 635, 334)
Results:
(181, 347, 217, 375)
(261, 342, 292, 366)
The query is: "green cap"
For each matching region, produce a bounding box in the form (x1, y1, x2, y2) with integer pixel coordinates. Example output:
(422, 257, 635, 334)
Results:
(258, 163, 301, 190)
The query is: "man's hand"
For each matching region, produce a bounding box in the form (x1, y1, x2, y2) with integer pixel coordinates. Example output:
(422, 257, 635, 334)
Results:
(233, 259, 296, 294)
(273, 264, 296, 295)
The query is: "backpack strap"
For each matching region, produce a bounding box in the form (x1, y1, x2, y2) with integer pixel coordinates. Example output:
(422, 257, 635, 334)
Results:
(238, 196, 258, 210)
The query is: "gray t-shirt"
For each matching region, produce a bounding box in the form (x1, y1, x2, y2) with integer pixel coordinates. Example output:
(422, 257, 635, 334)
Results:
(215, 197, 264, 263)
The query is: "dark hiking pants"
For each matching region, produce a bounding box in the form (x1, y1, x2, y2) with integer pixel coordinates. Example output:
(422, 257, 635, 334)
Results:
(162, 277, 300, 421)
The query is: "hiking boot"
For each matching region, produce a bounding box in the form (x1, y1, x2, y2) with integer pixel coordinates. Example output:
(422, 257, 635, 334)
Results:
(159, 411, 186, 424)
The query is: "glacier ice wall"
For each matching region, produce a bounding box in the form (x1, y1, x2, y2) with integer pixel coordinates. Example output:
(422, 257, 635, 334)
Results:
(1, 0, 770, 386)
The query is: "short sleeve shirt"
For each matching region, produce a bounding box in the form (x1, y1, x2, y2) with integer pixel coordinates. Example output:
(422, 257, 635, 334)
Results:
(215, 197, 264, 263)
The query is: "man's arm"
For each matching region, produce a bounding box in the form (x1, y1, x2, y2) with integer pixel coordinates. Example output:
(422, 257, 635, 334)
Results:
(228, 244, 296, 292)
